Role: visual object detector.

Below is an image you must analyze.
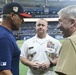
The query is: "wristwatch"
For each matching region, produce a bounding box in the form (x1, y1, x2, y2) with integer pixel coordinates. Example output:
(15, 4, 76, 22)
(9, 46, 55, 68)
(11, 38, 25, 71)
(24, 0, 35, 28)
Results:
(50, 61, 56, 67)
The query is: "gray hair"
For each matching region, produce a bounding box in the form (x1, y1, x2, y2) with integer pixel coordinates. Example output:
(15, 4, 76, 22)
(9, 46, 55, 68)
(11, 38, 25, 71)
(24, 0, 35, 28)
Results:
(2, 14, 10, 20)
(58, 5, 76, 19)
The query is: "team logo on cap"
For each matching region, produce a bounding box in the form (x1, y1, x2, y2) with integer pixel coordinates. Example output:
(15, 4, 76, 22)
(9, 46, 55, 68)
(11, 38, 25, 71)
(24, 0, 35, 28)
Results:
(13, 6, 18, 12)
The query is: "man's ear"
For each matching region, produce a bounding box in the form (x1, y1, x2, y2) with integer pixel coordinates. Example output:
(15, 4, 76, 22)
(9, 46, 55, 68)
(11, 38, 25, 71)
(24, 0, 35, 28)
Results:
(70, 18, 75, 26)
(10, 12, 14, 20)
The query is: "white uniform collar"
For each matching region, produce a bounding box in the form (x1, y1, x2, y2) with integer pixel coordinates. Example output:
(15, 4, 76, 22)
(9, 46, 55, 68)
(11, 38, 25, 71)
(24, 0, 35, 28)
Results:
(33, 34, 50, 44)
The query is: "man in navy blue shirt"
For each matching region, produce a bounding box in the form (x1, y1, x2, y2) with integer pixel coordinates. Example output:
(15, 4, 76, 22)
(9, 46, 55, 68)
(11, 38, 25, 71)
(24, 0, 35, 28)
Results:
(0, 2, 31, 75)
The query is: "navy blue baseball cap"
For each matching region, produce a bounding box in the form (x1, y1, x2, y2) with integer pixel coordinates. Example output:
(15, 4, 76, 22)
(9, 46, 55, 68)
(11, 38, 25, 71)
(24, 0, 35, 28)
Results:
(2, 2, 32, 18)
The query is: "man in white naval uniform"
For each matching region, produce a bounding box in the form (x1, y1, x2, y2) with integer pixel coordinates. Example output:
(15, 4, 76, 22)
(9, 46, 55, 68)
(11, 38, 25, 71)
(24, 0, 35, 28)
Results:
(20, 18, 61, 75)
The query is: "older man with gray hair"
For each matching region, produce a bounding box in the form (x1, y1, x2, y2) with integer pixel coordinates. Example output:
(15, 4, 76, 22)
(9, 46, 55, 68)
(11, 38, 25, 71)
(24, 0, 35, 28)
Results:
(55, 5, 76, 75)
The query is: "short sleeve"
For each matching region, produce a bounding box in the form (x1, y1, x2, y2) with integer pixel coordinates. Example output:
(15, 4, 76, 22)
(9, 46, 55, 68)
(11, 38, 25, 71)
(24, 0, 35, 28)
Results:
(20, 41, 28, 58)
(0, 37, 14, 70)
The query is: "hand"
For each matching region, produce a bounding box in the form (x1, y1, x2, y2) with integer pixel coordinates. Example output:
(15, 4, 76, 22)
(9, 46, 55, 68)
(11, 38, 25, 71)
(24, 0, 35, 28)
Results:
(30, 61, 40, 70)
(39, 61, 50, 70)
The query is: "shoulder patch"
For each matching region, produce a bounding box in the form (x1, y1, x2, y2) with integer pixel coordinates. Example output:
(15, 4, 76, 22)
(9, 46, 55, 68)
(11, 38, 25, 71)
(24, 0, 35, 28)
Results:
(0, 62, 7, 66)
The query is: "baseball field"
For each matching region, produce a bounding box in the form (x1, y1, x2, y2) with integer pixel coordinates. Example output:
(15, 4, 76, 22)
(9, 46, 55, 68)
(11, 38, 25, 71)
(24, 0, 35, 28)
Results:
(17, 39, 64, 75)
(17, 40, 28, 75)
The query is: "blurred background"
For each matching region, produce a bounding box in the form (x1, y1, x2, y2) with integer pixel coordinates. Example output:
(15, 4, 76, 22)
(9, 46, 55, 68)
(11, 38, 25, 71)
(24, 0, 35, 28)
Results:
(0, 0, 76, 40)
(0, 0, 76, 75)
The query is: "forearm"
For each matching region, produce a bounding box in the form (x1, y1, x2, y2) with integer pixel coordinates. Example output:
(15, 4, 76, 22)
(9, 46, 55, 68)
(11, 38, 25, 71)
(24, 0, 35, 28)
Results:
(52, 58, 58, 65)
(20, 56, 32, 67)
(50, 58, 58, 66)
(0, 70, 12, 75)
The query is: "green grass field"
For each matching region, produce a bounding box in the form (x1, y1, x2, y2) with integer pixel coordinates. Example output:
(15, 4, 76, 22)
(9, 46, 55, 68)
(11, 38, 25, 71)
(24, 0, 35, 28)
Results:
(19, 62, 28, 75)
(17, 39, 64, 75)
(17, 40, 28, 75)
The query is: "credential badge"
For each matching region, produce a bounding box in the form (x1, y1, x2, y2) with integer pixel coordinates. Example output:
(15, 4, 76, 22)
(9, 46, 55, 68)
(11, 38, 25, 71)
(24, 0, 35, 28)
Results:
(13, 6, 18, 12)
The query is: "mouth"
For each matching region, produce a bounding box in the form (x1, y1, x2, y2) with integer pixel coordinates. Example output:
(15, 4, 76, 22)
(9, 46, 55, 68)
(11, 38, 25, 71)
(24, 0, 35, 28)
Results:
(61, 31, 64, 34)
(61, 30, 66, 37)
(38, 28, 43, 31)
(59, 27, 64, 33)
(60, 29, 64, 35)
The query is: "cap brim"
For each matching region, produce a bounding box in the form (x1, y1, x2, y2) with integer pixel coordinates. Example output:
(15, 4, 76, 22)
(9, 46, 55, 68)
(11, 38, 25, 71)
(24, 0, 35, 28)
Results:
(19, 13, 32, 18)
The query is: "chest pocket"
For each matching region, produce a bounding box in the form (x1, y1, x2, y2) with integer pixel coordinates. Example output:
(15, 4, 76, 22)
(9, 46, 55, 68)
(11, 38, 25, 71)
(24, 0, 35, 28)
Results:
(45, 48, 57, 61)
(28, 46, 36, 61)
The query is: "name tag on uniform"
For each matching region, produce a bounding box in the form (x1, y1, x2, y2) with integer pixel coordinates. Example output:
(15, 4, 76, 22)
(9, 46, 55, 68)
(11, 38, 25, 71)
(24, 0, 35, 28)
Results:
(29, 46, 34, 49)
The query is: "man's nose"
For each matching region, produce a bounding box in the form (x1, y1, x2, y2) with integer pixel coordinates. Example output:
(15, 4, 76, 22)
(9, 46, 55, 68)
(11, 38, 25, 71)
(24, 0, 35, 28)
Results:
(57, 24, 61, 29)
(21, 19, 24, 24)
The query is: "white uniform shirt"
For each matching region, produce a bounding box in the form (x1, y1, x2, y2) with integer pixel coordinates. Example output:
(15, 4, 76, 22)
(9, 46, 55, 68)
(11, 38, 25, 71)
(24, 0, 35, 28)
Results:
(20, 34, 61, 75)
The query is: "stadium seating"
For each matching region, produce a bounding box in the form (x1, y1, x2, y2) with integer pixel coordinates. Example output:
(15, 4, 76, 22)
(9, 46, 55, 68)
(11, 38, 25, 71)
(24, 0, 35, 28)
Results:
(13, 22, 63, 40)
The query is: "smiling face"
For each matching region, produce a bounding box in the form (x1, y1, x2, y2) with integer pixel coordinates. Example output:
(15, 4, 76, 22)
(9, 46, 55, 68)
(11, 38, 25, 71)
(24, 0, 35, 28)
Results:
(57, 14, 73, 38)
(57, 5, 76, 38)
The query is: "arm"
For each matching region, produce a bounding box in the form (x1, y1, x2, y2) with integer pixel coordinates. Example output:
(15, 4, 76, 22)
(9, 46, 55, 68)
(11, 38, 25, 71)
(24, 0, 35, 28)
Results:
(20, 56, 40, 69)
(20, 56, 33, 67)
(39, 58, 58, 70)
(50, 57, 58, 66)
(49, 40, 61, 66)
(0, 70, 12, 75)
(20, 41, 40, 69)
(0, 38, 13, 75)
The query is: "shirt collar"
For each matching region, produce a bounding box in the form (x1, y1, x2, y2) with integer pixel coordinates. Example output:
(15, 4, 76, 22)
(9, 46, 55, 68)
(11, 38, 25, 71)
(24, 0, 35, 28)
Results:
(72, 30, 76, 36)
(33, 34, 49, 43)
